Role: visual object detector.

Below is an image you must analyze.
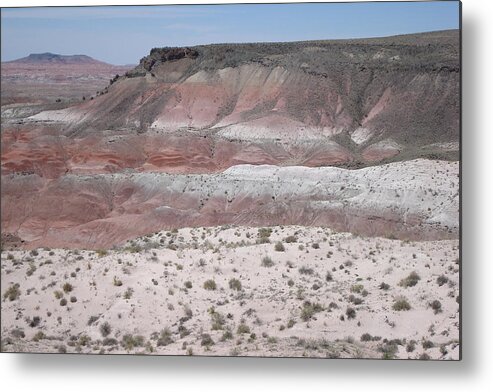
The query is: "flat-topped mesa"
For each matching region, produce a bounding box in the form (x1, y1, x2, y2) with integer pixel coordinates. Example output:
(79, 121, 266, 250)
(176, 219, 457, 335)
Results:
(21, 30, 459, 172)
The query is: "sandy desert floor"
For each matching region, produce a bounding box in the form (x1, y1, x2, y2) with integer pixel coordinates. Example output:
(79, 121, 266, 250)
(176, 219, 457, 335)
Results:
(1, 225, 459, 359)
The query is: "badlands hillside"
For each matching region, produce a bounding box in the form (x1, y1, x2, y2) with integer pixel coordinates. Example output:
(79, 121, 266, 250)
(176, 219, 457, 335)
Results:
(0, 31, 460, 358)
(1, 30, 460, 250)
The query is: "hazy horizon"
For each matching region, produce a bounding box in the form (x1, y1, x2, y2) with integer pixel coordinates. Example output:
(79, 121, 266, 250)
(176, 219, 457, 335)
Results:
(1, 2, 460, 65)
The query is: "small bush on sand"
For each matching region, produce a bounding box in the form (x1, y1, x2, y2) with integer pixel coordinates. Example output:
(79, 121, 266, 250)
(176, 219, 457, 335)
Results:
(157, 328, 174, 346)
(301, 301, 324, 321)
(203, 279, 217, 290)
(436, 275, 449, 287)
(229, 278, 242, 291)
(429, 300, 442, 314)
(3, 284, 21, 301)
(274, 241, 285, 252)
(392, 297, 411, 311)
(99, 322, 112, 337)
(346, 307, 357, 319)
(237, 322, 251, 334)
(62, 283, 73, 293)
(399, 271, 421, 288)
(261, 256, 274, 267)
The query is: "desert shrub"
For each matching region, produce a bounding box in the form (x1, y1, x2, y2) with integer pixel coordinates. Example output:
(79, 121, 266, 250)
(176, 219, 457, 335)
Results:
(184, 281, 193, 289)
(237, 322, 251, 334)
(123, 288, 134, 299)
(379, 342, 399, 359)
(99, 322, 112, 337)
(3, 284, 21, 301)
(392, 297, 411, 311)
(261, 256, 274, 267)
(399, 271, 421, 288)
(157, 328, 174, 346)
(379, 282, 390, 290)
(419, 353, 431, 360)
(203, 279, 217, 290)
(422, 340, 434, 349)
(325, 272, 333, 282)
(274, 242, 285, 252)
(284, 235, 297, 243)
(360, 333, 381, 342)
(11, 328, 25, 339)
(122, 334, 144, 350)
(346, 307, 356, 319)
(62, 283, 73, 293)
(221, 328, 233, 341)
(311, 243, 320, 249)
(113, 276, 123, 287)
(436, 275, 449, 287)
(210, 308, 226, 330)
(87, 315, 99, 326)
(32, 331, 45, 342)
(406, 340, 416, 352)
(298, 266, 314, 275)
(429, 300, 442, 314)
(298, 266, 315, 275)
(301, 301, 324, 321)
(96, 249, 108, 257)
(59, 298, 68, 306)
(102, 337, 118, 346)
(70, 296, 77, 303)
(29, 316, 41, 328)
(287, 279, 295, 287)
(350, 284, 364, 293)
(229, 278, 242, 291)
(348, 294, 363, 305)
(178, 325, 190, 338)
(201, 333, 215, 346)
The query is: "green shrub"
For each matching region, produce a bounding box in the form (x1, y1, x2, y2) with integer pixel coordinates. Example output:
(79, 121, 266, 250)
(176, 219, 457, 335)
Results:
(62, 282, 73, 293)
(274, 242, 285, 252)
(201, 333, 214, 346)
(436, 275, 448, 287)
(392, 297, 411, 311)
(203, 279, 217, 290)
(261, 256, 274, 267)
(346, 307, 356, 319)
(301, 301, 324, 321)
(3, 284, 21, 301)
(157, 328, 173, 346)
(99, 322, 112, 337)
(237, 323, 251, 334)
(228, 278, 242, 291)
(399, 271, 421, 288)
(429, 300, 442, 314)
(298, 266, 314, 275)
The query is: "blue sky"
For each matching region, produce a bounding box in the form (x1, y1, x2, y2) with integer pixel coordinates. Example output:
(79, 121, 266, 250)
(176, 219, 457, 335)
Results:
(1, 1, 460, 65)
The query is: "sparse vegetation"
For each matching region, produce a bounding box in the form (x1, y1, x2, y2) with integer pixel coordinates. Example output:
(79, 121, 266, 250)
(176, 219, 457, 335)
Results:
(228, 278, 242, 291)
(203, 279, 217, 290)
(399, 271, 421, 288)
(3, 284, 21, 301)
(261, 256, 274, 267)
(393, 297, 411, 311)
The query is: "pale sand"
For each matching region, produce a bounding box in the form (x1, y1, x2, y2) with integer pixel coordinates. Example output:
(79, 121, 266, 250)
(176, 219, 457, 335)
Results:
(1, 225, 459, 359)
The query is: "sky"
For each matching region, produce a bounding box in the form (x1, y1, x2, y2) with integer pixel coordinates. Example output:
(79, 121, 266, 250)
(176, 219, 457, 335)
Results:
(1, 1, 460, 65)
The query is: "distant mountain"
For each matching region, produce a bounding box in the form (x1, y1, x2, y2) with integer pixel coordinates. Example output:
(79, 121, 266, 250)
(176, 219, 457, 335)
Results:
(6, 53, 112, 66)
